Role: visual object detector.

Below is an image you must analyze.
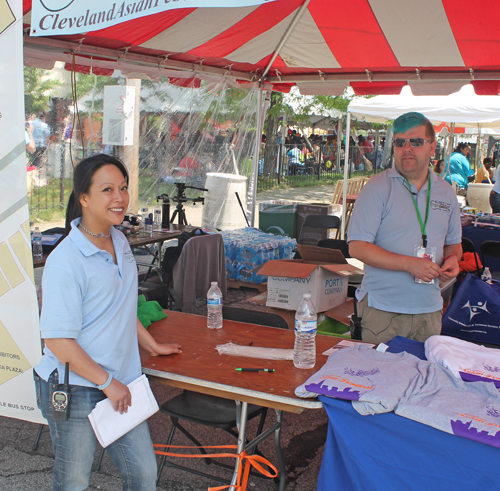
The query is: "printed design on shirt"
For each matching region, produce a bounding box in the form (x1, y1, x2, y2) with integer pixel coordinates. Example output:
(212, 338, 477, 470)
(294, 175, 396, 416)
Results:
(430, 200, 451, 214)
(344, 367, 380, 377)
(461, 300, 490, 321)
(486, 406, 500, 418)
(304, 372, 376, 401)
(451, 419, 500, 447)
(484, 364, 500, 373)
(124, 249, 135, 263)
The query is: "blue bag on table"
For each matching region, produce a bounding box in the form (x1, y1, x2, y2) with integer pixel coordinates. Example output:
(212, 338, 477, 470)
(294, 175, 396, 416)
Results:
(442, 273, 500, 345)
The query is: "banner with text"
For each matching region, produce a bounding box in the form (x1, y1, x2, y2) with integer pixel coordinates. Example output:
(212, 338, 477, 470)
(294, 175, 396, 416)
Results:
(30, 0, 276, 37)
(0, 0, 44, 424)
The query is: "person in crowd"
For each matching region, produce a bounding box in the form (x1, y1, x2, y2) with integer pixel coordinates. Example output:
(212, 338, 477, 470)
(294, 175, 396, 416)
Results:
(443, 143, 474, 190)
(34, 154, 182, 491)
(30, 112, 51, 168)
(290, 129, 302, 145)
(490, 178, 500, 213)
(25, 121, 35, 154)
(433, 159, 445, 175)
(287, 145, 302, 175)
(348, 112, 462, 344)
(475, 157, 493, 183)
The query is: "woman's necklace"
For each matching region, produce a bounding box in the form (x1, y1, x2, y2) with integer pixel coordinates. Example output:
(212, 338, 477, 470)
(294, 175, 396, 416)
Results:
(79, 223, 111, 239)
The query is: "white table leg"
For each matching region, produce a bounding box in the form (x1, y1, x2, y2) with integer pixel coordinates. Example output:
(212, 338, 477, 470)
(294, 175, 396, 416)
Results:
(230, 400, 249, 489)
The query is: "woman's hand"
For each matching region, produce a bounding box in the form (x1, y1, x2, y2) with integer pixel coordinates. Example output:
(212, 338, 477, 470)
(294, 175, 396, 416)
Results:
(148, 343, 182, 357)
(103, 379, 132, 414)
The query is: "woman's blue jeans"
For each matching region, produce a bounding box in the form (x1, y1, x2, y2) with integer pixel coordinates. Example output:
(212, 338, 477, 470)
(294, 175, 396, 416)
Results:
(490, 191, 500, 213)
(34, 370, 157, 491)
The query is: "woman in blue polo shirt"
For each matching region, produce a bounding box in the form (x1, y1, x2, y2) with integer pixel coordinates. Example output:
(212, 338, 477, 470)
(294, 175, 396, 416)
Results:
(34, 154, 181, 491)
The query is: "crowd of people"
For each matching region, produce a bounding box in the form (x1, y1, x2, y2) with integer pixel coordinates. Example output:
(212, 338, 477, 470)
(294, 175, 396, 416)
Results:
(260, 128, 387, 176)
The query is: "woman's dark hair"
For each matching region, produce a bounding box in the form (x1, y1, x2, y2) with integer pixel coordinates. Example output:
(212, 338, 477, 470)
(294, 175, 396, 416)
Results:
(454, 143, 469, 154)
(65, 154, 129, 233)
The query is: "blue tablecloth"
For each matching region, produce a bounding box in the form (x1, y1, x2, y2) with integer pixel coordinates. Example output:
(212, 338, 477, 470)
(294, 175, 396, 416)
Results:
(317, 395, 500, 491)
(462, 225, 500, 272)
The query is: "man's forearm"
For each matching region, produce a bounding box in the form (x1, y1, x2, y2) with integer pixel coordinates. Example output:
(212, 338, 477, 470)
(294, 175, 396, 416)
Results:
(349, 241, 413, 272)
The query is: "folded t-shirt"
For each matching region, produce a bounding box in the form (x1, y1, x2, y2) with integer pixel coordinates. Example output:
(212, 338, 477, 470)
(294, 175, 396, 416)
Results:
(425, 335, 500, 388)
(295, 345, 422, 415)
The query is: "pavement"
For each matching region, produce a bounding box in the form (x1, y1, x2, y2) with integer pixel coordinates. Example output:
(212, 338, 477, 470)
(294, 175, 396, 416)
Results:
(0, 185, 335, 491)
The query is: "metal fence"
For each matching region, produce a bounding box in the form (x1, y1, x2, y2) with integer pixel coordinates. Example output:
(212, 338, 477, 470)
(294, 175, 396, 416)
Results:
(257, 143, 384, 191)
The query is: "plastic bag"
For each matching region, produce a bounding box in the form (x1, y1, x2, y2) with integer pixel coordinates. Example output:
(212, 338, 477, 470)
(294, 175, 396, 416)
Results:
(215, 342, 293, 360)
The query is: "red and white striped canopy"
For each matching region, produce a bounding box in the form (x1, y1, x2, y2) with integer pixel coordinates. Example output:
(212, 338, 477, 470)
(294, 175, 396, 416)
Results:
(22, 0, 500, 95)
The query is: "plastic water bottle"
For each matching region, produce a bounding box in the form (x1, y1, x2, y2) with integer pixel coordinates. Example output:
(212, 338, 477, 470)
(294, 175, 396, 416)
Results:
(481, 267, 492, 282)
(32, 227, 43, 257)
(140, 199, 151, 225)
(207, 282, 223, 329)
(153, 202, 162, 230)
(145, 213, 153, 233)
(294, 293, 317, 369)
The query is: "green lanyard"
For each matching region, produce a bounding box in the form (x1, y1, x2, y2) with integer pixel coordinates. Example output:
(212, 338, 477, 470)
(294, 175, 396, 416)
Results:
(404, 173, 431, 248)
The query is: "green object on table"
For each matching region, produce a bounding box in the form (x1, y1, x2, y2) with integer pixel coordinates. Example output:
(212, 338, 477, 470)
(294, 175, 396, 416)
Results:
(317, 317, 351, 339)
(137, 294, 167, 328)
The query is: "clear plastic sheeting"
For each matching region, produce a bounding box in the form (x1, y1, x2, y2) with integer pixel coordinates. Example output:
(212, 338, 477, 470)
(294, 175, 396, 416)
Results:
(24, 65, 259, 226)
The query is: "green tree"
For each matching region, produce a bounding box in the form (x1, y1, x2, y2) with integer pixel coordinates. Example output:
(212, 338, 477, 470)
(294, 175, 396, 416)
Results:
(24, 67, 61, 116)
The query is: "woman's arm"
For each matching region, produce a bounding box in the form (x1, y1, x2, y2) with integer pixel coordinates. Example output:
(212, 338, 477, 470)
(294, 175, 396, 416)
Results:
(136, 318, 182, 356)
(44, 338, 132, 413)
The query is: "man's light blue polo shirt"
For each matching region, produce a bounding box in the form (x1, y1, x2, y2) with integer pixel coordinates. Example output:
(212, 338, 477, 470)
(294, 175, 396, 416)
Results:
(35, 218, 141, 387)
(347, 167, 461, 314)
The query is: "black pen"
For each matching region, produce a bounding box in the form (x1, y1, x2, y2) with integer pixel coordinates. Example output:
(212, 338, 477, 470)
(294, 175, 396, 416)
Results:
(235, 368, 275, 372)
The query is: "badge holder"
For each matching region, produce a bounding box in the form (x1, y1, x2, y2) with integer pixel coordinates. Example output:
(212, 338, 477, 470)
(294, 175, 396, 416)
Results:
(414, 245, 436, 284)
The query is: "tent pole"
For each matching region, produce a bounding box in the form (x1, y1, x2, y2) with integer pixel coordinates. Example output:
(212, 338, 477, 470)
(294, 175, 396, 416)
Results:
(249, 86, 270, 227)
(336, 118, 342, 174)
(260, 0, 311, 80)
(341, 112, 351, 240)
(443, 123, 455, 184)
(475, 123, 481, 171)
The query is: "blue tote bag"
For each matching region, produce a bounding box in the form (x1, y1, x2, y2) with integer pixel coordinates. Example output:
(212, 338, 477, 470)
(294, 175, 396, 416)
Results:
(442, 273, 500, 345)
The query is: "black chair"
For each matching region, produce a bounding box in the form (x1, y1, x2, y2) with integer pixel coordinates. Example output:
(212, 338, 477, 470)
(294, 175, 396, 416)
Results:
(461, 237, 482, 277)
(298, 214, 341, 245)
(222, 306, 289, 330)
(156, 309, 289, 490)
(480, 240, 500, 281)
(317, 238, 351, 258)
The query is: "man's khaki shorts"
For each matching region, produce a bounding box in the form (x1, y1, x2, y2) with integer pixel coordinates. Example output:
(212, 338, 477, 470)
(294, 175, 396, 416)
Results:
(357, 295, 442, 345)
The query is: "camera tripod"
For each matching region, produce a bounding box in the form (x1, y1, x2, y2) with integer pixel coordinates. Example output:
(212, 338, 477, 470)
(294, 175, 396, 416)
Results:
(169, 182, 207, 225)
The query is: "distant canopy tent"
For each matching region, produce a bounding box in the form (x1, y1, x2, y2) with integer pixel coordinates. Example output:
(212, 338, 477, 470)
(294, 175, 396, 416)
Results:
(22, 0, 500, 224)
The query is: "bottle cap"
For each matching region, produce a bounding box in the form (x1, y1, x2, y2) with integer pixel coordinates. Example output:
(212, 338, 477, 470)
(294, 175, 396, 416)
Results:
(303, 293, 311, 299)
(211, 281, 217, 286)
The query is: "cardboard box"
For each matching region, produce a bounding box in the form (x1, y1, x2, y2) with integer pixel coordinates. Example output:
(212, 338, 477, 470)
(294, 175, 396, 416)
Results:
(296, 203, 341, 245)
(257, 246, 363, 312)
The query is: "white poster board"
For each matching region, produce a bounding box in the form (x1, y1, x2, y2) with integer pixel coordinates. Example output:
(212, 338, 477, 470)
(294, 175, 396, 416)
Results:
(0, 0, 44, 424)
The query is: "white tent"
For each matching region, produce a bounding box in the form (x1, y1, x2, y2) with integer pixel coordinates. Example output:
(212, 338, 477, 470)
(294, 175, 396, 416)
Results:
(348, 85, 500, 128)
(340, 84, 500, 237)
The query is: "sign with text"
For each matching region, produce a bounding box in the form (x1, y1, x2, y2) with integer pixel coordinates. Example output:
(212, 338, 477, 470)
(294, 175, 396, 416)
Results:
(30, 0, 276, 37)
(0, 0, 44, 424)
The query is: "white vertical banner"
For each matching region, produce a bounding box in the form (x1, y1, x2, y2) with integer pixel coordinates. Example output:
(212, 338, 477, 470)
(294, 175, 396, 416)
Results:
(0, 0, 44, 423)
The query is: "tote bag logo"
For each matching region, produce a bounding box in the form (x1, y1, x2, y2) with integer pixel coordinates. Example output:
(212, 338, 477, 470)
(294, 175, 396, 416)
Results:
(462, 300, 490, 321)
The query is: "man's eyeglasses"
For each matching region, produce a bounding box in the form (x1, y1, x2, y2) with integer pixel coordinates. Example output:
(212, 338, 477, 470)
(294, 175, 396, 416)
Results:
(393, 138, 434, 148)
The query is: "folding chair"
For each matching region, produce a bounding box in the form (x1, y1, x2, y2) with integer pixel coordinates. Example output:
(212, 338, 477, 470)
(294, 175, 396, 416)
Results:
(461, 237, 482, 277)
(317, 238, 351, 258)
(156, 309, 289, 490)
(480, 240, 500, 281)
(298, 214, 341, 245)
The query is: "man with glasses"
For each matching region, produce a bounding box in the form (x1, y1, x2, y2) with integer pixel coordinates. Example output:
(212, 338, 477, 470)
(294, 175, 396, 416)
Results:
(348, 112, 462, 344)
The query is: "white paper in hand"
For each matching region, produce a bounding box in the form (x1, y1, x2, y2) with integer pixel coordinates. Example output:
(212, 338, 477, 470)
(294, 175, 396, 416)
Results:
(88, 375, 158, 448)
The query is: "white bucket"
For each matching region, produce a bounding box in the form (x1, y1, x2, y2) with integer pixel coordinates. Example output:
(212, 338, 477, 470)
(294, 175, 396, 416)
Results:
(467, 183, 494, 213)
(201, 173, 248, 230)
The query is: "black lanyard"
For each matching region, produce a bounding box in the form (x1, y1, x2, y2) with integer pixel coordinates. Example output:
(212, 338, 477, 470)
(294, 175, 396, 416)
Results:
(404, 173, 431, 248)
